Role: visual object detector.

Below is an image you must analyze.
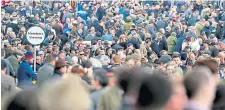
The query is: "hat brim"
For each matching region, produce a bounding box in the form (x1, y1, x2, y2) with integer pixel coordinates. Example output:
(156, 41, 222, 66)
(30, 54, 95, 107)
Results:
(24, 57, 34, 60)
(130, 28, 137, 31)
(56, 63, 68, 69)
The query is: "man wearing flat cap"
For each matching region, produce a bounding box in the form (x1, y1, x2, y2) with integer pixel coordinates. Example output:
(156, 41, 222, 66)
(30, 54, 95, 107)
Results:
(53, 59, 68, 78)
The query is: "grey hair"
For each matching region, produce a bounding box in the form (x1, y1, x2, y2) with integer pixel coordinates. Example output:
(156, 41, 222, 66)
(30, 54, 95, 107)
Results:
(89, 58, 102, 68)
(38, 75, 92, 110)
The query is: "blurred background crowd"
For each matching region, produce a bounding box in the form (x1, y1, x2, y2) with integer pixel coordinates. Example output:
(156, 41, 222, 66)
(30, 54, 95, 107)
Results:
(1, 0, 225, 110)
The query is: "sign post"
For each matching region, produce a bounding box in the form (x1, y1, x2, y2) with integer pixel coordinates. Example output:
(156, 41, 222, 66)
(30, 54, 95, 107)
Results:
(26, 26, 45, 72)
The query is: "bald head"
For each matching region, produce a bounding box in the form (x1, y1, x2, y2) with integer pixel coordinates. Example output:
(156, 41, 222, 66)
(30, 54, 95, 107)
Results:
(205, 21, 210, 27)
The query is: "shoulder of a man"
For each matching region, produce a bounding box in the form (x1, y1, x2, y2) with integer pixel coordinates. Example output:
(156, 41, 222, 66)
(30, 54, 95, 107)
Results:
(38, 64, 53, 72)
(1, 73, 15, 86)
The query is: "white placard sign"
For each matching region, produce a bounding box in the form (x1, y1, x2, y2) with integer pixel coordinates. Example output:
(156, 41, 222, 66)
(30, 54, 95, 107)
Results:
(26, 26, 45, 45)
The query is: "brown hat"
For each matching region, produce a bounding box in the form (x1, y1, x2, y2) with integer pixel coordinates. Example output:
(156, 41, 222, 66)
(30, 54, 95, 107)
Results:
(113, 55, 121, 64)
(55, 59, 68, 69)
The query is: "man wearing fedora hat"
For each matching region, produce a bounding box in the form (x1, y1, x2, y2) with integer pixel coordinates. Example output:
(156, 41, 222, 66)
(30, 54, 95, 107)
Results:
(17, 51, 37, 89)
(53, 59, 68, 78)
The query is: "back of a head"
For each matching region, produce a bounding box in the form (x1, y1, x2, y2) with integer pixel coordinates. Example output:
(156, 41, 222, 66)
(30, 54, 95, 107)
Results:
(38, 75, 91, 110)
(45, 54, 57, 64)
(82, 60, 92, 69)
(5, 90, 40, 110)
(137, 72, 172, 109)
(184, 66, 212, 98)
(213, 83, 225, 110)
(194, 59, 218, 74)
(116, 67, 147, 94)
(93, 69, 108, 87)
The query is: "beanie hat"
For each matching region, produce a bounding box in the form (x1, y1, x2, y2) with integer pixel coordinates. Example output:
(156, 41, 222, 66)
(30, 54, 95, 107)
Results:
(24, 51, 34, 60)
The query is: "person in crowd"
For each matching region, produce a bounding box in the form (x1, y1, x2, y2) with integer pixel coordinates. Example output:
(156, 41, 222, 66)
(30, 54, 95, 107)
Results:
(1, 48, 16, 78)
(166, 62, 176, 77)
(212, 83, 225, 110)
(194, 59, 221, 82)
(39, 74, 92, 110)
(165, 73, 187, 110)
(151, 33, 168, 56)
(167, 32, 177, 55)
(1, 1, 225, 109)
(52, 19, 63, 37)
(136, 70, 173, 110)
(7, 50, 23, 78)
(112, 55, 121, 69)
(98, 70, 122, 110)
(101, 29, 113, 41)
(1, 59, 17, 100)
(3, 89, 40, 110)
(91, 69, 108, 110)
(37, 54, 57, 87)
(53, 59, 68, 78)
(201, 21, 213, 37)
(85, 29, 96, 41)
(184, 66, 217, 110)
(35, 55, 43, 72)
(58, 51, 66, 61)
(42, 31, 54, 47)
(17, 51, 37, 89)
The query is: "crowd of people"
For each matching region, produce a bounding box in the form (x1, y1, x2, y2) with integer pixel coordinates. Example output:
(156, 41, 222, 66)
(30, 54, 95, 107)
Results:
(1, 0, 225, 110)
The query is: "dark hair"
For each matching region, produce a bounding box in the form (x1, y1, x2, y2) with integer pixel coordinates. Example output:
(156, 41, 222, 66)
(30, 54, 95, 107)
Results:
(137, 72, 172, 109)
(93, 69, 108, 87)
(116, 67, 144, 93)
(213, 83, 225, 110)
(186, 60, 194, 66)
(141, 63, 153, 69)
(5, 90, 40, 110)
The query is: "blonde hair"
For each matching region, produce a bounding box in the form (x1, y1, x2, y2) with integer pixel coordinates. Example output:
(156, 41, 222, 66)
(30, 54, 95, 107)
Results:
(166, 62, 176, 69)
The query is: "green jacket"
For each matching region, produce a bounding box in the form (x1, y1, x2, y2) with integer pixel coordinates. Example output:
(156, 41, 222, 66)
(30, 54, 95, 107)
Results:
(7, 55, 18, 77)
(98, 86, 123, 110)
(167, 34, 177, 54)
(124, 22, 134, 35)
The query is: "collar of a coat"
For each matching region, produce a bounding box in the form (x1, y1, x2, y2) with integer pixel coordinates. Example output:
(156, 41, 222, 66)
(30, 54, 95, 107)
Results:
(45, 63, 54, 68)
(22, 60, 30, 64)
(54, 71, 64, 76)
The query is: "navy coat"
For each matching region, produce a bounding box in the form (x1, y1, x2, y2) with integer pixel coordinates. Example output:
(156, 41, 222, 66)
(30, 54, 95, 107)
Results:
(151, 40, 168, 56)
